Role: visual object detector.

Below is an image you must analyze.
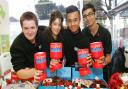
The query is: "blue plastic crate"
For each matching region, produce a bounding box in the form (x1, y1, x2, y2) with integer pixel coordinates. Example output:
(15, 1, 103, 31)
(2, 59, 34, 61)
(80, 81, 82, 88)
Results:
(38, 85, 67, 89)
(56, 86, 65, 89)
(46, 68, 56, 77)
(46, 67, 71, 79)
(72, 87, 108, 89)
(38, 85, 56, 89)
(56, 67, 71, 80)
(72, 68, 103, 80)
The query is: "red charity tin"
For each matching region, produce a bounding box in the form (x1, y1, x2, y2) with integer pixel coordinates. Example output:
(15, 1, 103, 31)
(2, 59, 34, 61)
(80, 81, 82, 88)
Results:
(79, 67, 91, 76)
(35, 72, 47, 81)
(11, 72, 19, 83)
(90, 42, 104, 59)
(93, 62, 105, 69)
(50, 63, 62, 72)
(34, 52, 47, 70)
(77, 48, 89, 66)
(50, 43, 62, 59)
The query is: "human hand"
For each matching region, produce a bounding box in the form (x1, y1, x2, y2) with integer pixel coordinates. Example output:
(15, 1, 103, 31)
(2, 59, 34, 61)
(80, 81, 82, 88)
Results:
(50, 59, 62, 72)
(95, 56, 105, 64)
(34, 70, 46, 83)
(49, 59, 60, 68)
(86, 54, 94, 67)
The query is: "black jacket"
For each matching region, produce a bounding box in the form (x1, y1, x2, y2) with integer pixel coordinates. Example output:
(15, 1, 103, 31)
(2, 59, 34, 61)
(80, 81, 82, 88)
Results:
(10, 30, 46, 72)
(82, 24, 112, 55)
(42, 28, 64, 66)
(62, 28, 88, 67)
(110, 47, 126, 76)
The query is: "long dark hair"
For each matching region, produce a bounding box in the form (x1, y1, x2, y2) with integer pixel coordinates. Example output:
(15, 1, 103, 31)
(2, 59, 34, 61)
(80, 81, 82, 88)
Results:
(49, 10, 63, 29)
(47, 10, 64, 42)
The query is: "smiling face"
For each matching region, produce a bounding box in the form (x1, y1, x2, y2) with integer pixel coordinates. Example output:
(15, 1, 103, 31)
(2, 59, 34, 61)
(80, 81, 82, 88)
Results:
(49, 10, 63, 39)
(66, 11, 81, 33)
(51, 18, 62, 37)
(20, 12, 38, 43)
(83, 8, 96, 27)
(22, 20, 38, 43)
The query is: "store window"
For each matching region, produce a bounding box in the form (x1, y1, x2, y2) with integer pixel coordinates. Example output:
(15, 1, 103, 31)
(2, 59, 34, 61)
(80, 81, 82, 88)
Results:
(7, 0, 112, 45)
(7, 0, 81, 44)
(112, 9, 128, 48)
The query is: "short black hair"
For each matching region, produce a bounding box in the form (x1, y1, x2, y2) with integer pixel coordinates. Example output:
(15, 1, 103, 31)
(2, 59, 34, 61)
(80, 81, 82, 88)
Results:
(66, 5, 80, 19)
(66, 5, 79, 14)
(82, 3, 96, 14)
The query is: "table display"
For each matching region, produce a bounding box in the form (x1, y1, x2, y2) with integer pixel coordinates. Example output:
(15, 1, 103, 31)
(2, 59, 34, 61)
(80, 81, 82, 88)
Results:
(38, 67, 108, 89)
(2, 67, 128, 89)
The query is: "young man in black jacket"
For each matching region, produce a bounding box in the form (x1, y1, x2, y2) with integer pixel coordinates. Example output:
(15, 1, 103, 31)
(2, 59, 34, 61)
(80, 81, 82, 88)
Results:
(63, 5, 92, 67)
(10, 11, 46, 79)
(82, 3, 112, 82)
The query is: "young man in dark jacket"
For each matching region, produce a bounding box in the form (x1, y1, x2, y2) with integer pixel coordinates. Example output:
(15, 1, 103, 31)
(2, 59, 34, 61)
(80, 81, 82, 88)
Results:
(82, 3, 112, 82)
(63, 5, 92, 67)
(10, 11, 46, 79)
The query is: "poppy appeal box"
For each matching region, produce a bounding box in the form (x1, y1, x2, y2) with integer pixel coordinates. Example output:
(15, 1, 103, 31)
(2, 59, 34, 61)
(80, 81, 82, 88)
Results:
(72, 68, 109, 89)
(38, 67, 72, 89)
(38, 67, 109, 89)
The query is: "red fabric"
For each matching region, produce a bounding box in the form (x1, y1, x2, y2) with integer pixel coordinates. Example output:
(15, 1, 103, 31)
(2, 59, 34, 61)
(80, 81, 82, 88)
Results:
(108, 72, 123, 89)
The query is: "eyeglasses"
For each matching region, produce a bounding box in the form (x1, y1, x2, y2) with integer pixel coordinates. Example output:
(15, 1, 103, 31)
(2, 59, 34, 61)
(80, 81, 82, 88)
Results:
(83, 12, 95, 18)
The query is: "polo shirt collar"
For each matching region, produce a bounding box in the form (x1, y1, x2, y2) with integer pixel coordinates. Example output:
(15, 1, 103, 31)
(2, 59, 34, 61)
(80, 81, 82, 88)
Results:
(87, 23, 101, 37)
(68, 27, 81, 36)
